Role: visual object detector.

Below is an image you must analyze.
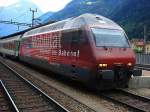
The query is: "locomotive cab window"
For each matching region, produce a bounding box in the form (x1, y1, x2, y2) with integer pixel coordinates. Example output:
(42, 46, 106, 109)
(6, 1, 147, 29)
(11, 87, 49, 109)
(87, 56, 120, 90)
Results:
(91, 28, 130, 47)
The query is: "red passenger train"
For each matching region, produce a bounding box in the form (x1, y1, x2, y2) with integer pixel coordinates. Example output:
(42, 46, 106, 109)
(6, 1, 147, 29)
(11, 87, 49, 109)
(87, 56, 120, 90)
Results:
(0, 14, 141, 90)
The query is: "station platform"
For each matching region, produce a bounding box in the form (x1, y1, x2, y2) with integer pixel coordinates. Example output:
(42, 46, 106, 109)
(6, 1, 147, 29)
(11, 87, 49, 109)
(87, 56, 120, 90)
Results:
(128, 70, 150, 89)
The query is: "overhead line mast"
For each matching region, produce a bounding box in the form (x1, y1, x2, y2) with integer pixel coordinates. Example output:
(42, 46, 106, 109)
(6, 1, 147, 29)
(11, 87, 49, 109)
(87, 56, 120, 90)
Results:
(30, 8, 38, 27)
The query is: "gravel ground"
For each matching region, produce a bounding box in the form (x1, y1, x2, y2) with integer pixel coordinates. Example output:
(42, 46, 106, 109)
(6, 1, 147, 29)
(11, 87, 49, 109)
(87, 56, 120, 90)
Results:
(3, 58, 131, 112)
(0, 64, 60, 112)
(0, 86, 13, 112)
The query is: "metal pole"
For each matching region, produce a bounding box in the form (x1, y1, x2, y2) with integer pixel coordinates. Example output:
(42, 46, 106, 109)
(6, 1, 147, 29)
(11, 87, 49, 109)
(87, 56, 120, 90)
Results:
(30, 8, 37, 27)
(144, 25, 147, 54)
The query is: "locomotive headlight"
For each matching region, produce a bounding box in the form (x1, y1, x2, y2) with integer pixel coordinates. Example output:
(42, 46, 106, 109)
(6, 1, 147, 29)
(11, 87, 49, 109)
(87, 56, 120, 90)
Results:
(127, 62, 132, 66)
(99, 64, 107, 67)
(99, 64, 103, 67)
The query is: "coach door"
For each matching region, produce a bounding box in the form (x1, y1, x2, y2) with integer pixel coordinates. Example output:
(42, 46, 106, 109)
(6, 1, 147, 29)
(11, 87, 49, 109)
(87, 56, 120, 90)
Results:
(14, 40, 20, 57)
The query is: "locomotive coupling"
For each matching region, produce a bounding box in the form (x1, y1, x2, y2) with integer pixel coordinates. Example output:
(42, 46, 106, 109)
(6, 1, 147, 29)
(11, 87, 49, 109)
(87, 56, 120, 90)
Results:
(98, 70, 114, 80)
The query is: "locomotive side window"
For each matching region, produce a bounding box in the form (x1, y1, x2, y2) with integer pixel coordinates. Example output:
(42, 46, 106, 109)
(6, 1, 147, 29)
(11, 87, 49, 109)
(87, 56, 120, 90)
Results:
(91, 28, 130, 47)
(61, 31, 72, 44)
(61, 29, 82, 45)
(71, 30, 82, 44)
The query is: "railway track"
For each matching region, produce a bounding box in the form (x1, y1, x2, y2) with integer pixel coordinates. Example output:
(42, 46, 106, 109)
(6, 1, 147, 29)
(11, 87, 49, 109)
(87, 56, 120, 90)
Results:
(0, 61, 69, 112)
(2, 57, 150, 112)
(101, 89, 150, 112)
(0, 80, 18, 112)
(0, 57, 97, 112)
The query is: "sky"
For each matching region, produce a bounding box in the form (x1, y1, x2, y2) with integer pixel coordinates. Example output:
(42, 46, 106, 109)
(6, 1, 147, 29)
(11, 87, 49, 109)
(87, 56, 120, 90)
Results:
(0, 0, 72, 12)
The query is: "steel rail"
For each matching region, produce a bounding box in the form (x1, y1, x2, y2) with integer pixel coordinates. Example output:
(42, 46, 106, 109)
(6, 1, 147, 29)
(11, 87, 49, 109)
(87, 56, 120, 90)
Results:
(0, 60, 70, 112)
(0, 80, 19, 112)
(3, 58, 98, 112)
(119, 89, 150, 101)
(100, 89, 150, 112)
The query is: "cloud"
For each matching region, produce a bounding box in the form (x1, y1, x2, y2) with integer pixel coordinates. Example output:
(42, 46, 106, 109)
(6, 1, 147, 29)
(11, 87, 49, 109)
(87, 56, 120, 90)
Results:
(31, 0, 72, 12)
(0, 0, 72, 12)
(0, 0, 19, 7)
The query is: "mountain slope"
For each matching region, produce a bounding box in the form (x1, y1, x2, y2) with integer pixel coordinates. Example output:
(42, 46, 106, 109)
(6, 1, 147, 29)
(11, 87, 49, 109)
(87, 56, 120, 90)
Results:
(113, 0, 150, 39)
(38, 11, 54, 24)
(44, 0, 127, 21)
(0, 0, 43, 36)
(44, 0, 150, 39)
(0, 0, 43, 23)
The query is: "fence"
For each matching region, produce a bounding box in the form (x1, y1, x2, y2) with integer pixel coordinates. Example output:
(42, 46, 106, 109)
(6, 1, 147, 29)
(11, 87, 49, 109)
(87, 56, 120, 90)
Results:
(136, 54, 150, 65)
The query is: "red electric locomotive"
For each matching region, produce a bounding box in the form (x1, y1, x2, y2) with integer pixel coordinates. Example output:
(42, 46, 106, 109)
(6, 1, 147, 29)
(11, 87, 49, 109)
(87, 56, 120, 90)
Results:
(0, 14, 141, 90)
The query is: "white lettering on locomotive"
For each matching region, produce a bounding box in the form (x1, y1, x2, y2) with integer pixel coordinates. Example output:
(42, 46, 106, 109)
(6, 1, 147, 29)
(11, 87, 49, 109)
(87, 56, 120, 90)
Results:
(25, 31, 80, 58)
(58, 50, 80, 57)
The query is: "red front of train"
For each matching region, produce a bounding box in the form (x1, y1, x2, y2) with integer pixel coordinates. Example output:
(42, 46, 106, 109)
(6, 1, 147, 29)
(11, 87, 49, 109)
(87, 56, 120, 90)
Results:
(88, 26, 137, 89)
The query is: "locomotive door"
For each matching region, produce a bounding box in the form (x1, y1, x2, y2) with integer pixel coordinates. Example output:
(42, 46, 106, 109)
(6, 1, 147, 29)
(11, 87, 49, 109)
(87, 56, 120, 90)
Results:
(70, 29, 81, 78)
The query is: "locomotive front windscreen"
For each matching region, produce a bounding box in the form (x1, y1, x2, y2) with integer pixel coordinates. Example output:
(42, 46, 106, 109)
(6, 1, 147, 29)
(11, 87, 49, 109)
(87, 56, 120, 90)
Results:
(91, 28, 130, 47)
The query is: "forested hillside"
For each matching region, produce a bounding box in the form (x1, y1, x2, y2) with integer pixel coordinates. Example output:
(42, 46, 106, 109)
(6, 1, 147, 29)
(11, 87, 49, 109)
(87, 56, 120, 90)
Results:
(43, 0, 150, 39)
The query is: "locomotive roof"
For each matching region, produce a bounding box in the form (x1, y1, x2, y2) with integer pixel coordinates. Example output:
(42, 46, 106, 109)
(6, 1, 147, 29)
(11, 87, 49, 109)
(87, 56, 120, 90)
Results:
(23, 13, 122, 37)
(64, 13, 122, 30)
(0, 14, 122, 40)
